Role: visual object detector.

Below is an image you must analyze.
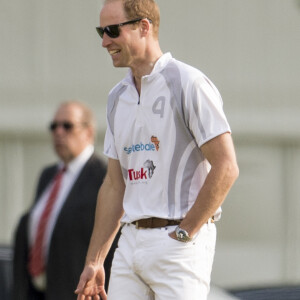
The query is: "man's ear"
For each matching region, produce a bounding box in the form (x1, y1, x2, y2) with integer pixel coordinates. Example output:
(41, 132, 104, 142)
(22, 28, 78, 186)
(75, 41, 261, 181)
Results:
(86, 125, 95, 143)
(140, 19, 151, 36)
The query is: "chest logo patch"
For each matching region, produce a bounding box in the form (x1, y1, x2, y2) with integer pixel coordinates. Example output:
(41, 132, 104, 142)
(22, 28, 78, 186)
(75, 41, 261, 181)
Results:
(128, 160, 156, 181)
(124, 136, 160, 155)
(151, 136, 160, 151)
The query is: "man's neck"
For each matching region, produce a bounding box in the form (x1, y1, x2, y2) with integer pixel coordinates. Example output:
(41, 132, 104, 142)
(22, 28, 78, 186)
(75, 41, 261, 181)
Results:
(131, 47, 163, 95)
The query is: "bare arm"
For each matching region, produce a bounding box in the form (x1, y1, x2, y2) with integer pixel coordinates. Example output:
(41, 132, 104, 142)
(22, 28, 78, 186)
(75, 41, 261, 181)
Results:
(86, 158, 125, 265)
(170, 132, 239, 238)
(75, 158, 125, 299)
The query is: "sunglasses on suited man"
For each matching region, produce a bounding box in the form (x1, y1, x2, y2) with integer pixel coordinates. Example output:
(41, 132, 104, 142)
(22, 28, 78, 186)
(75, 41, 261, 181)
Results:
(49, 121, 87, 132)
(96, 18, 152, 39)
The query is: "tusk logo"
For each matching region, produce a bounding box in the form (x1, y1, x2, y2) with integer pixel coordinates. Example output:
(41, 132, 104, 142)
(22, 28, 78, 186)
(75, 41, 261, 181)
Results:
(128, 160, 156, 181)
(144, 159, 156, 178)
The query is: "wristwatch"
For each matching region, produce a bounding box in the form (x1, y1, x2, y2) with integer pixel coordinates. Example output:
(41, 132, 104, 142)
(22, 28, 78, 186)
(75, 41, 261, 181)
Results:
(175, 226, 192, 243)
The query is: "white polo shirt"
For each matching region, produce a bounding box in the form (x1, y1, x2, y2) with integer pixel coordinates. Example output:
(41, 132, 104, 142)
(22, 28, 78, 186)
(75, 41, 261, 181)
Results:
(104, 53, 231, 223)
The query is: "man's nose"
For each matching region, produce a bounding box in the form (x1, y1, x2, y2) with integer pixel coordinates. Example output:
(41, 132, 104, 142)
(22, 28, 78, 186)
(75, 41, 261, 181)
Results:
(102, 33, 112, 48)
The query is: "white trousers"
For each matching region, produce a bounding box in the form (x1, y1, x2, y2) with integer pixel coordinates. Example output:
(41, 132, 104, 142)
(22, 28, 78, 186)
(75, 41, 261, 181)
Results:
(107, 222, 216, 300)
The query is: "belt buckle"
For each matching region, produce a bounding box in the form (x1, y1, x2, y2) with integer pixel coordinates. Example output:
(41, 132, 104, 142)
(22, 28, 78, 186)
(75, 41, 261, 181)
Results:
(207, 216, 215, 224)
(135, 221, 145, 229)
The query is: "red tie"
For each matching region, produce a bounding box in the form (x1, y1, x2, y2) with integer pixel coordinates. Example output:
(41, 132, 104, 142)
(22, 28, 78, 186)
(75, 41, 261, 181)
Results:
(28, 167, 66, 277)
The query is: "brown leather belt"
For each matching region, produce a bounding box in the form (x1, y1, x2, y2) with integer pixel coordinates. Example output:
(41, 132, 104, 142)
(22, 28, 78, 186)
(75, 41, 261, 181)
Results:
(132, 217, 182, 229)
(132, 216, 214, 229)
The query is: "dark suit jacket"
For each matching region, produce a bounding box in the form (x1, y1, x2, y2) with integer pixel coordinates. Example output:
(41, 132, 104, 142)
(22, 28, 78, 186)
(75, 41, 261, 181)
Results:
(13, 154, 120, 300)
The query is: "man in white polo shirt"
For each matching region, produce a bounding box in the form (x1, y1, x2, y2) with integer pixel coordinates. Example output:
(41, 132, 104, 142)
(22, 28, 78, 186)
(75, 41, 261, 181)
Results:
(75, 0, 239, 299)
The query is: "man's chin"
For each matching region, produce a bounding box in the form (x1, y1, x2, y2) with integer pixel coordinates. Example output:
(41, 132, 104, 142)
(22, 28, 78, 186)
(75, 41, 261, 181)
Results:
(112, 62, 122, 68)
(112, 59, 127, 68)
(55, 148, 68, 160)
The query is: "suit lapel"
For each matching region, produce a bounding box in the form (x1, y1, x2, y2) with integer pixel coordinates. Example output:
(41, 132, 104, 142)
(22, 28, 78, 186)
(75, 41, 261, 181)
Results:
(34, 165, 58, 205)
(50, 155, 96, 231)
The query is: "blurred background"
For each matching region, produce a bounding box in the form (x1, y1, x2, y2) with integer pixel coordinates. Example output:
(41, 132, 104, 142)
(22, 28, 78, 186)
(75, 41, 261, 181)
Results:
(1, 0, 300, 297)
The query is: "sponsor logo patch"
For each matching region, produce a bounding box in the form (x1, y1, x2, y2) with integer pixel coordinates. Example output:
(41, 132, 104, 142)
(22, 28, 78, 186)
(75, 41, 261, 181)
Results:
(128, 160, 156, 181)
(124, 136, 160, 155)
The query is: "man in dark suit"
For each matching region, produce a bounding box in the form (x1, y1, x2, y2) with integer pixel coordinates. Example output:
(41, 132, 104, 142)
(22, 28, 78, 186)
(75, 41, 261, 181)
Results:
(13, 101, 119, 300)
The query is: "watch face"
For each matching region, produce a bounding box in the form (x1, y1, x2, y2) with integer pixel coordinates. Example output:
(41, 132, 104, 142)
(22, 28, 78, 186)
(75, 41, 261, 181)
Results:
(175, 227, 191, 242)
(178, 232, 184, 239)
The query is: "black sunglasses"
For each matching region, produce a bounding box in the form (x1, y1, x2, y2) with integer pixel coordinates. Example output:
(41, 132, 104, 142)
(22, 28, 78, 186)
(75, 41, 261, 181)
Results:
(96, 18, 151, 39)
(49, 121, 75, 132)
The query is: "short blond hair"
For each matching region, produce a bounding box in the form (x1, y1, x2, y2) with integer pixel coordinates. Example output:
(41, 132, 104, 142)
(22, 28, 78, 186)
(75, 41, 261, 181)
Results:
(104, 0, 160, 38)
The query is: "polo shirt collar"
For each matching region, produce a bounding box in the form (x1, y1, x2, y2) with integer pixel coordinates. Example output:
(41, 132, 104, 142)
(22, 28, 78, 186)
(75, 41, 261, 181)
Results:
(123, 52, 172, 86)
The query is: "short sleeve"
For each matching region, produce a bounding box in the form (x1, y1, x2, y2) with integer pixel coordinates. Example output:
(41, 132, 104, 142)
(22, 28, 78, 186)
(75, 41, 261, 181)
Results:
(103, 120, 118, 159)
(186, 76, 231, 147)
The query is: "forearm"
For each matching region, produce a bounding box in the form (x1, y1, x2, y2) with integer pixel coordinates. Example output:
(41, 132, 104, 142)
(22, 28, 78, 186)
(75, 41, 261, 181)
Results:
(180, 159, 239, 237)
(180, 133, 239, 237)
(75, 159, 125, 298)
(85, 174, 124, 266)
